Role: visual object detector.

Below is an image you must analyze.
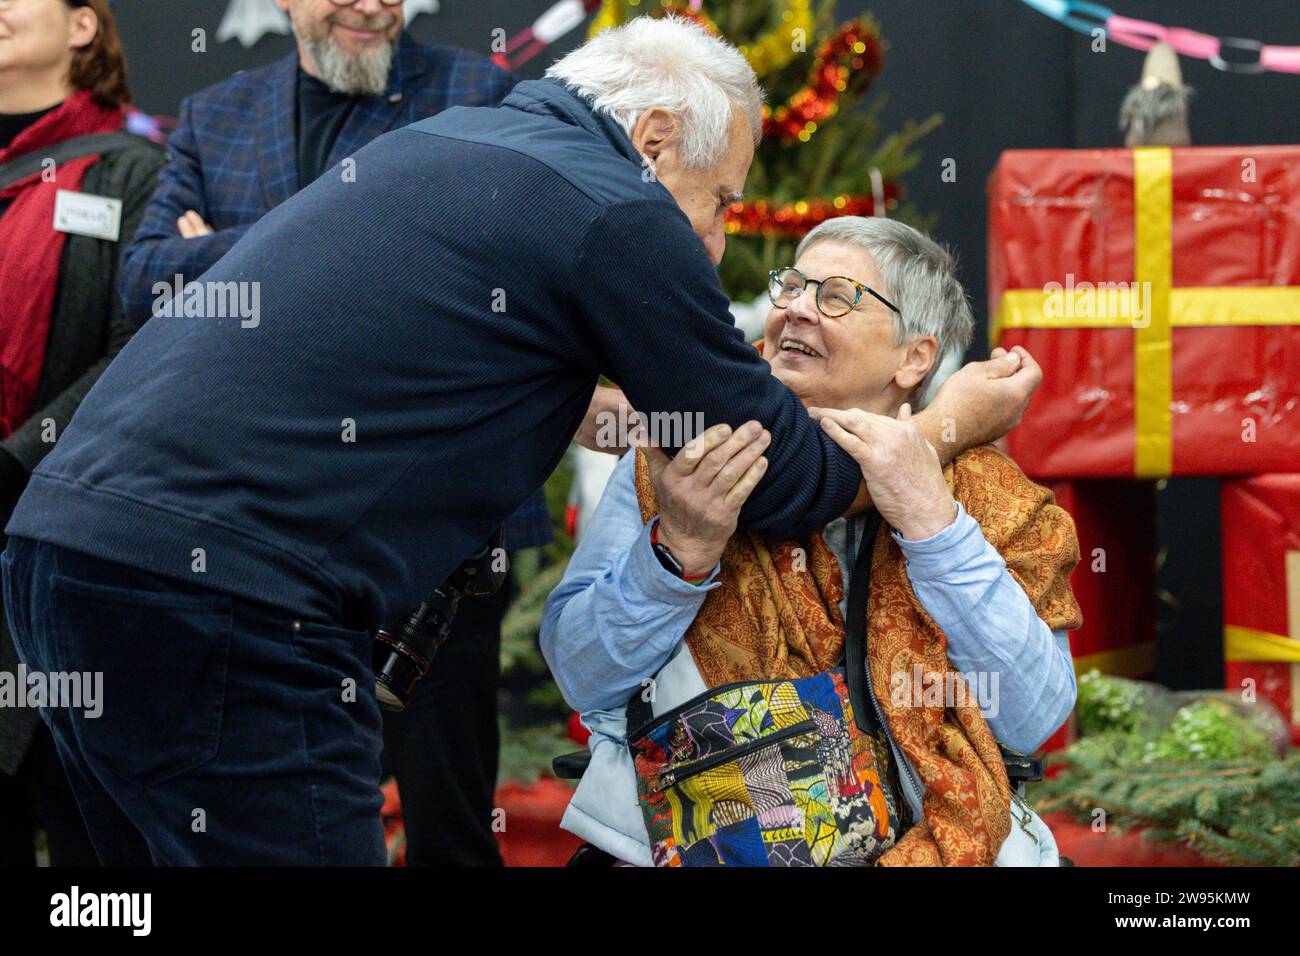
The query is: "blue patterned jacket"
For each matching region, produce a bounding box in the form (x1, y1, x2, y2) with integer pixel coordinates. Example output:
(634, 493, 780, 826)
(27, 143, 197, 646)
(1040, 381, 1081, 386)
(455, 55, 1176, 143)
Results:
(119, 33, 552, 550)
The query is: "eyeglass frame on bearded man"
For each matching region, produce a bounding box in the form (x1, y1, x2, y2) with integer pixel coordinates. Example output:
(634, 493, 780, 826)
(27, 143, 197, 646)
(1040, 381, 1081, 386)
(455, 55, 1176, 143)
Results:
(768, 266, 902, 320)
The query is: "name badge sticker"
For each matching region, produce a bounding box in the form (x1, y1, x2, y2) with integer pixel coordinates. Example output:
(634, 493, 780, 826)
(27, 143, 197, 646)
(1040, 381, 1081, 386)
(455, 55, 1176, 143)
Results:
(53, 189, 122, 242)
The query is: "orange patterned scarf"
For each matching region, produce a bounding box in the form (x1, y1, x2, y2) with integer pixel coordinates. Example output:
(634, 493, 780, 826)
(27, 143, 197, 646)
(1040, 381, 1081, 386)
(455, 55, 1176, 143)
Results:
(634, 443, 1082, 865)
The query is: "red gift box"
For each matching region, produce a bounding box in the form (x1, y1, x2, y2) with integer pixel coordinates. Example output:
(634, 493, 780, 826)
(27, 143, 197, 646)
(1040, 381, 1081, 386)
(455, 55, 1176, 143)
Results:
(988, 146, 1300, 479)
(1051, 480, 1158, 678)
(1038, 480, 1157, 752)
(1221, 474, 1300, 744)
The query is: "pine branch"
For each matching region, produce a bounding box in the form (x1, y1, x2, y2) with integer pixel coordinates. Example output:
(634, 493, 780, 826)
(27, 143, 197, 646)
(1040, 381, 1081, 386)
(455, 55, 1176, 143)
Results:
(500, 558, 570, 674)
(1032, 754, 1300, 866)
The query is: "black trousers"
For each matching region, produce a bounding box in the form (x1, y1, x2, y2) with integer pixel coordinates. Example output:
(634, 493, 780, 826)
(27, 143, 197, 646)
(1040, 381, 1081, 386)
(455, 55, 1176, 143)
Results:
(0, 554, 508, 867)
(6, 536, 387, 865)
(380, 571, 510, 867)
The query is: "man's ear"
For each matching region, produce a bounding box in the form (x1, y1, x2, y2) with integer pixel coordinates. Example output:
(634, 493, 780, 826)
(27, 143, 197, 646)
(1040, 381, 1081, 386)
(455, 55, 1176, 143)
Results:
(894, 337, 939, 391)
(68, 6, 98, 51)
(630, 107, 679, 167)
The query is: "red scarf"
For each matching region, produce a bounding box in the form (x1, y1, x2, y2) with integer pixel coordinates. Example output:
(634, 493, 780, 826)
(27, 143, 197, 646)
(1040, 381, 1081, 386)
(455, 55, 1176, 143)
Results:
(0, 91, 125, 438)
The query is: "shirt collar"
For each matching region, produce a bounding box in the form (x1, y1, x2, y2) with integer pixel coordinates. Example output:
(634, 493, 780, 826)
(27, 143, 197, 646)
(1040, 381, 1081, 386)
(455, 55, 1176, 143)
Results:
(498, 78, 644, 169)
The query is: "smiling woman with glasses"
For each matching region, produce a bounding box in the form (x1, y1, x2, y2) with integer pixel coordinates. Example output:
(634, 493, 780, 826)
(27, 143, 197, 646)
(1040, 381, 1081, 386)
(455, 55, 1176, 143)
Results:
(759, 215, 968, 413)
(542, 215, 1082, 868)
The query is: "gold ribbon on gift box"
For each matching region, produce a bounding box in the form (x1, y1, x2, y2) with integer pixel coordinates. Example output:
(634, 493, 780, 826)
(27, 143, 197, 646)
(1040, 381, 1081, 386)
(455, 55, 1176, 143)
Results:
(992, 147, 1300, 478)
(1072, 640, 1157, 679)
(1224, 626, 1300, 663)
(1223, 552, 1300, 723)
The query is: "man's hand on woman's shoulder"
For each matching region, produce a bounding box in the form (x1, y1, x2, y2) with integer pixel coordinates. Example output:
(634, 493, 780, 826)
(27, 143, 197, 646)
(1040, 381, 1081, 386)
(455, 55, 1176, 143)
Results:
(640, 421, 770, 577)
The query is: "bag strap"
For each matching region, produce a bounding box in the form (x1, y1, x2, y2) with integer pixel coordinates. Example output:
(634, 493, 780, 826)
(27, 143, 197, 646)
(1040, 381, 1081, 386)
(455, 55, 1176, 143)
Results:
(843, 509, 884, 735)
(0, 132, 144, 193)
(843, 512, 1045, 782)
(626, 678, 654, 735)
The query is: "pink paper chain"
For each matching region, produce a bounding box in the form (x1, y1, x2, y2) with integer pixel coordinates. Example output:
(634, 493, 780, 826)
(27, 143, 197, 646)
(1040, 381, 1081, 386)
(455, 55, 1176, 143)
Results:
(1106, 12, 1300, 74)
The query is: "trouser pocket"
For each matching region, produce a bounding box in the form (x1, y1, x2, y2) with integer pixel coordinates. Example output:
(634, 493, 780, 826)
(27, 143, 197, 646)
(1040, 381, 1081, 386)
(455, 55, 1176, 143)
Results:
(48, 571, 233, 785)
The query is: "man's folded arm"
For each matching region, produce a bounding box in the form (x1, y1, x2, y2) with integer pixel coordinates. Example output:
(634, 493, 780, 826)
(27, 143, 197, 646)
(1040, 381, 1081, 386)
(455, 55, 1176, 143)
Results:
(119, 97, 252, 323)
(571, 199, 863, 540)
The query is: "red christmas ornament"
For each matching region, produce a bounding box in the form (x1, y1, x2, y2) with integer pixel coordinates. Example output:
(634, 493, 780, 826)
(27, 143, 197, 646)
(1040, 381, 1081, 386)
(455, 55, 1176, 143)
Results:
(763, 21, 884, 143)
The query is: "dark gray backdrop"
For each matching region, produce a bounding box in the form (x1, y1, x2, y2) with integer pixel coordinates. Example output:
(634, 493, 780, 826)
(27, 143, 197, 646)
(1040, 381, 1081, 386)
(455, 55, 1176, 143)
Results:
(111, 0, 1300, 689)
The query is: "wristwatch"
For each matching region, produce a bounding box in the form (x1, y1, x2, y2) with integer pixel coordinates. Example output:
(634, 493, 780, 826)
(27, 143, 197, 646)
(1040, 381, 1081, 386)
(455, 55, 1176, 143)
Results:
(650, 522, 710, 583)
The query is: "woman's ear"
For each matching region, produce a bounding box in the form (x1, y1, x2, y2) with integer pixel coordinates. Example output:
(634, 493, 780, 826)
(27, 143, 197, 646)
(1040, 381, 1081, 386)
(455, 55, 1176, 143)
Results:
(68, 6, 98, 51)
(894, 336, 939, 391)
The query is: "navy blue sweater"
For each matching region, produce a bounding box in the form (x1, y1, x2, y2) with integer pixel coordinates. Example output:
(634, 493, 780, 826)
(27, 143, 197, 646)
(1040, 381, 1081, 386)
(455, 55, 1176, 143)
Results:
(8, 80, 863, 629)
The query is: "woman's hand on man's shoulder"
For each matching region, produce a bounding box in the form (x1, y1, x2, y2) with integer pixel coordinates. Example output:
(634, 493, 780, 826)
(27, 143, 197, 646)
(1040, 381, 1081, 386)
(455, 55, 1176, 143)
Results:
(810, 404, 957, 541)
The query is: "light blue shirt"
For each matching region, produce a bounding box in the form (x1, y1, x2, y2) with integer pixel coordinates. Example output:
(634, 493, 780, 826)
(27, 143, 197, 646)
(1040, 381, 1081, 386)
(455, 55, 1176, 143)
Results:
(541, 449, 1076, 755)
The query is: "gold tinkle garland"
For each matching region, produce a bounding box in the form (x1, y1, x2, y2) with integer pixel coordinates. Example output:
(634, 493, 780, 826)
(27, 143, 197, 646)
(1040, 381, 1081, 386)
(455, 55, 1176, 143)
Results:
(724, 189, 900, 240)
(589, 0, 813, 79)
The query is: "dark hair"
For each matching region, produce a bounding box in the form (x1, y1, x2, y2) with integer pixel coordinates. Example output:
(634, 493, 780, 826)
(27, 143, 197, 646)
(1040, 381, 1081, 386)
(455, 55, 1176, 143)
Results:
(64, 0, 131, 109)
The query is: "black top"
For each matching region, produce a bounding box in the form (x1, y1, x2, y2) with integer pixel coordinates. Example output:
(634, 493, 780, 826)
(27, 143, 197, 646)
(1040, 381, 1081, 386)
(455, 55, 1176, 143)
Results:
(0, 104, 57, 151)
(0, 135, 164, 775)
(295, 69, 358, 189)
(0, 104, 60, 219)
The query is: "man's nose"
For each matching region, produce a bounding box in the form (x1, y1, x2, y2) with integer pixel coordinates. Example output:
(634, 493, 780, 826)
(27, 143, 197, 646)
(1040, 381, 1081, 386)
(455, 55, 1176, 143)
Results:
(704, 230, 726, 266)
(352, 0, 388, 16)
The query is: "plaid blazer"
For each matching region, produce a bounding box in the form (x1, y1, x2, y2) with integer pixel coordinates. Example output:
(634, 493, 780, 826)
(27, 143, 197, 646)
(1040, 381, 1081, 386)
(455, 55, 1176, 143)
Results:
(119, 33, 552, 549)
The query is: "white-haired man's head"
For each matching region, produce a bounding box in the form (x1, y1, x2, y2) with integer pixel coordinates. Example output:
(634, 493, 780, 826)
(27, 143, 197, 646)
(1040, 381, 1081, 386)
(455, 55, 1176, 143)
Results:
(547, 16, 764, 264)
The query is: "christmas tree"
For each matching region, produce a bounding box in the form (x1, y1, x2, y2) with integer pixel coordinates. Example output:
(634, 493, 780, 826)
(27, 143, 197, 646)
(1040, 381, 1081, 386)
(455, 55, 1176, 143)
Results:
(589, 0, 939, 301)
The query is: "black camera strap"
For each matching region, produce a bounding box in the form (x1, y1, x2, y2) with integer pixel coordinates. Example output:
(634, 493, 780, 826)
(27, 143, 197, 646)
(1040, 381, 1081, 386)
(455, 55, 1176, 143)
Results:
(843, 509, 884, 735)
(843, 509, 1044, 784)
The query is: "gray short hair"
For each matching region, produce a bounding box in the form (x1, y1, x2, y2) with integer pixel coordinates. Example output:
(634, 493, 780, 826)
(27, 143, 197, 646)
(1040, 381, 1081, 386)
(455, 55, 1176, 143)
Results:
(545, 16, 763, 169)
(796, 217, 973, 405)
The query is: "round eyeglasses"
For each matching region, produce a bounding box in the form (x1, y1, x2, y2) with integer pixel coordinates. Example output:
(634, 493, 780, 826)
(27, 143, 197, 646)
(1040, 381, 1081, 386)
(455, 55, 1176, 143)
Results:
(768, 266, 901, 319)
(327, 0, 404, 7)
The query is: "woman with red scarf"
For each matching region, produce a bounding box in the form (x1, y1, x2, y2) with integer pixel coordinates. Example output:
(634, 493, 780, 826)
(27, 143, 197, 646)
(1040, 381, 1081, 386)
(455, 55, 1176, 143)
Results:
(0, 0, 163, 865)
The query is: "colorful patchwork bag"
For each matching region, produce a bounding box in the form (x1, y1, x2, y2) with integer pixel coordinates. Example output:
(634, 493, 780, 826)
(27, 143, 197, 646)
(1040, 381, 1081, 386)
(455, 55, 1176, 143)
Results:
(625, 511, 910, 867)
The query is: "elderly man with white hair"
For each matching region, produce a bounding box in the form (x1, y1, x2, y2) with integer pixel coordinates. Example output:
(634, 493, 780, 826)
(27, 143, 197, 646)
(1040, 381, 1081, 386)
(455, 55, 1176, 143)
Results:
(5, 17, 1040, 865)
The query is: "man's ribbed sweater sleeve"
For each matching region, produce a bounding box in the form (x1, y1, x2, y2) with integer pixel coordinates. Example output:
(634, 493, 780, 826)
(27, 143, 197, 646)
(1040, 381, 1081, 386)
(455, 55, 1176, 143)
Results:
(572, 199, 863, 540)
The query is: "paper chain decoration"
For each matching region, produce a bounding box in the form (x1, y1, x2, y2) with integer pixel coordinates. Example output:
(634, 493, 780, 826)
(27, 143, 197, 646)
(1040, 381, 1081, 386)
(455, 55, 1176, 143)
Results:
(493, 0, 605, 72)
(1019, 0, 1300, 74)
(217, 0, 442, 48)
